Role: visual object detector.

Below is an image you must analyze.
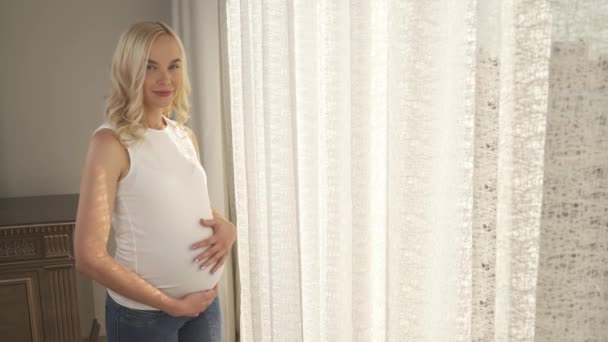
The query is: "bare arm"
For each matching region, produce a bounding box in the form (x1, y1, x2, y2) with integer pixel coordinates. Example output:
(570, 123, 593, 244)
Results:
(74, 129, 213, 316)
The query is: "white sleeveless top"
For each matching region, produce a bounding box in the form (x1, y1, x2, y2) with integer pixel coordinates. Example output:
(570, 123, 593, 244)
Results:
(94, 116, 224, 310)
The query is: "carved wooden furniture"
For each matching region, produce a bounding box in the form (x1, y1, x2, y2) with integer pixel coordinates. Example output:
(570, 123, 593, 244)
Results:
(0, 194, 81, 342)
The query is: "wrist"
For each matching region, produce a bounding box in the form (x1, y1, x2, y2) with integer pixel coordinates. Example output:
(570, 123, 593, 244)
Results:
(160, 296, 183, 316)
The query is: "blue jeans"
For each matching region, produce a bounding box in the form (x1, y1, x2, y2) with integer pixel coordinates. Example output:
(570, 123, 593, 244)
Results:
(105, 292, 222, 342)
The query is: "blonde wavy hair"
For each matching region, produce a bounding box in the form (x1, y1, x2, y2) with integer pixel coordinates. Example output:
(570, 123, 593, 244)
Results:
(104, 21, 191, 145)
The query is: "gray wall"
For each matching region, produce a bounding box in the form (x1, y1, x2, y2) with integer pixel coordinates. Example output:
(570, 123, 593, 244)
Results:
(0, 0, 172, 337)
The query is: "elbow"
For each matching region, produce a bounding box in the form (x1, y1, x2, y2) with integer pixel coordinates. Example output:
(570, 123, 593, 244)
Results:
(75, 253, 91, 275)
(74, 250, 105, 277)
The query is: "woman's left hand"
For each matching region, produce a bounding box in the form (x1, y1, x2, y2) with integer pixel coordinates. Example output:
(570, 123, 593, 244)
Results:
(191, 210, 236, 274)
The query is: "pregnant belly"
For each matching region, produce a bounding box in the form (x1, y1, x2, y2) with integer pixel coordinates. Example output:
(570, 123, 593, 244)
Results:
(120, 223, 225, 299)
(114, 194, 225, 298)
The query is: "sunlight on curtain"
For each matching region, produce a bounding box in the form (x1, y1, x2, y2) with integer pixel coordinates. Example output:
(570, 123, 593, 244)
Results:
(535, 1, 608, 341)
(225, 0, 607, 341)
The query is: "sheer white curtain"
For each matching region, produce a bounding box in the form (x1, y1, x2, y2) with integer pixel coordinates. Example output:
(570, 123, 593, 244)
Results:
(535, 1, 608, 341)
(225, 0, 608, 341)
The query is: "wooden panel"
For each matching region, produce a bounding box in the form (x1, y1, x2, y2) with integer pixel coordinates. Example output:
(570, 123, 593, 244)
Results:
(0, 196, 82, 342)
(0, 224, 74, 263)
(44, 232, 72, 258)
(0, 272, 42, 342)
(40, 265, 81, 342)
(0, 235, 42, 262)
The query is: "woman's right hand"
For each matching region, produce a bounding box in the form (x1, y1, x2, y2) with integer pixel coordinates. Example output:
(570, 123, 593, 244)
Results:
(167, 285, 219, 317)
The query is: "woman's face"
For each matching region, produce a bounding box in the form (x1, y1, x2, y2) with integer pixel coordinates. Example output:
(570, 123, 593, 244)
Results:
(143, 34, 182, 114)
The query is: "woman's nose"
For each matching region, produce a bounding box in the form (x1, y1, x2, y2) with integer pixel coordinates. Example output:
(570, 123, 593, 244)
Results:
(157, 70, 171, 83)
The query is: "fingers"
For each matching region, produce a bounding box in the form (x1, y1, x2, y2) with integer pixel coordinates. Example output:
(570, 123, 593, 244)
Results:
(203, 286, 217, 295)
(194, 243, 219, 262)
(200, 290, 215, 301)
(193, 243, 222, 267)
(198, 289, 218, 312)
(200, 249, 224, 270)
(199, 218, 217, 228)
(210, 255, 226, 274)
(192, 247, 214, 263)
(189, 285, 220, 315)
(209, 285, 219, 300)
(191, 236, 216, 251)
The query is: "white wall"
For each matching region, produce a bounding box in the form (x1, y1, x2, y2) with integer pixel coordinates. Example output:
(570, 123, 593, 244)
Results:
(0, 0, 171, 337)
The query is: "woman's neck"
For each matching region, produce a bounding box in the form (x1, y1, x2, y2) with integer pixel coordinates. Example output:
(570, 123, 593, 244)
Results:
(143, 110, 167, 129)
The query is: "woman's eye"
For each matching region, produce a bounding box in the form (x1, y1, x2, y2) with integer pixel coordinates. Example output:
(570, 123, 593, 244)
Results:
(146, 64, 179, 71)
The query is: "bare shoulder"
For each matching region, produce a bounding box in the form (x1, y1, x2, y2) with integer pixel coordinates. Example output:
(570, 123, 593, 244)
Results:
(87, 129, 129, 180)
(91, 128, 122, 148)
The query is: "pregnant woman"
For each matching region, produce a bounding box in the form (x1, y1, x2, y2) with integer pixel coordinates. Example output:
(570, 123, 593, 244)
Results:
(74, 22, 236, 342)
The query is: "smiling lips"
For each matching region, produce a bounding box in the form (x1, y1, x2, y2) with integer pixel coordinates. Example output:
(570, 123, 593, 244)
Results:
(153, 90, 173, 97)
